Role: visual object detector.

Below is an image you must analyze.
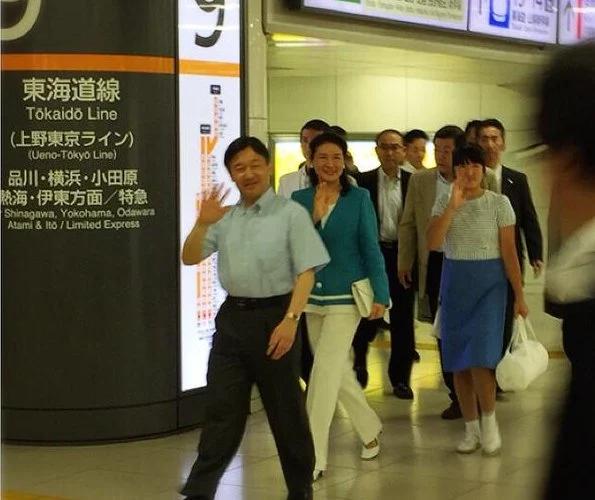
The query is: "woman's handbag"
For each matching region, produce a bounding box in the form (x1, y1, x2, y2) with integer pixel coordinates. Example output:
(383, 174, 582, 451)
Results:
(496, 317, 549, 392)
(351, 278, 391, 322)
(352, 278, 374, 318)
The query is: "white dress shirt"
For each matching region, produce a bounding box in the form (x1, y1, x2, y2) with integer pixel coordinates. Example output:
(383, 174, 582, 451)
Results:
(400, 161, 417, 174)
(435, 172, 452, 253)
(277, 164, 310, 198)
(492, 164, 503, 193)
(378, 167, 402, 242)
(436, 172, 452, 202)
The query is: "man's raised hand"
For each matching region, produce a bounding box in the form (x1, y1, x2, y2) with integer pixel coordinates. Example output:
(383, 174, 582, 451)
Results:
(198, 185, 231, 225)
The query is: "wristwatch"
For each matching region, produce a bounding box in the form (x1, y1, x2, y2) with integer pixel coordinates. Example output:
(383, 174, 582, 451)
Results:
(286, 312, 301, 322)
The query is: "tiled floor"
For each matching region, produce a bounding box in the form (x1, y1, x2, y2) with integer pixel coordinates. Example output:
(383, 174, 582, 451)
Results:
(1, 329, 568, 500)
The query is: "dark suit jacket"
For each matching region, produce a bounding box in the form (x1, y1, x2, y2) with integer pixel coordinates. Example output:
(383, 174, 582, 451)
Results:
(356, 167, 411, 234)
(501, 166, 543, 272)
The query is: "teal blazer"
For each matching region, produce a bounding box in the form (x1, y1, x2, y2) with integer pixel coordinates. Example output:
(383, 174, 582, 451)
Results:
(292, 186, 390, 307)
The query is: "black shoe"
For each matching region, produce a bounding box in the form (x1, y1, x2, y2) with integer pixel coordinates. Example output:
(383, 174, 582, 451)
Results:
(393, 383, 414, 400)
(354, 366, 369, 388)
(287, 488, 313, 500)
(441, 401, 463, 420)
(412, 350, 421, 362)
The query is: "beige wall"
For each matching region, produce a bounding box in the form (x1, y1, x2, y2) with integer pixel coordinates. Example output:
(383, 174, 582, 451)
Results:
(269, 74, 535, 138)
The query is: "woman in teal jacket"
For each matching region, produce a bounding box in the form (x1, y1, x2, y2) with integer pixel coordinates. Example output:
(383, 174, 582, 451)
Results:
(292, 132, 390, 481)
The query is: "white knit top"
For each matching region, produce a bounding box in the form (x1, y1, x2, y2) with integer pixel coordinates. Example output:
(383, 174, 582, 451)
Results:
(431, 190, 516, 261)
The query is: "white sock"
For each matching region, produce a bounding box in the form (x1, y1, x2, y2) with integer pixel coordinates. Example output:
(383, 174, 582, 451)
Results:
(481, 412, 498, 433)
(465, 420, 480, 435)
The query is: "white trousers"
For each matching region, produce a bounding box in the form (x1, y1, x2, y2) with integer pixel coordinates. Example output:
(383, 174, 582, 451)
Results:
(306, 308, 382, 471)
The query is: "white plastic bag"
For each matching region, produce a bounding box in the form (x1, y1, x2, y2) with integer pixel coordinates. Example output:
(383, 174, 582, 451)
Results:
(496, 317, 549, 392)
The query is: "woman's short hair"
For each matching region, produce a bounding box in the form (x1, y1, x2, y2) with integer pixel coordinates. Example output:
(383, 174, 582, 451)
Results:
(452, 144, 487, 176)
(308, 132, 352, 194)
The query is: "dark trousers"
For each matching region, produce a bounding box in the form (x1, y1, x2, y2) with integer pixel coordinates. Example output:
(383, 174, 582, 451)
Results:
(353, 243, 415, 387)
(299, 315, 313, 384)
(426, 251, 457, 404)
(544, 308, 595, 499)
(181, 297, 314, 500)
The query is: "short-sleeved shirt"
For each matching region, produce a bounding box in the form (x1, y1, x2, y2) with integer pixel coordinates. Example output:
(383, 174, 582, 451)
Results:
(201, 188, 330, 298)
(431, 190, 516, 261)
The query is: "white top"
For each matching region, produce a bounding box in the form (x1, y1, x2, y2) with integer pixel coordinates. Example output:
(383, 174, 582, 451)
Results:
(547, 218, 595, 304)
(321, 203, 336, 229)
(377, 167, 402, 242)
(431, 190, 516, 260)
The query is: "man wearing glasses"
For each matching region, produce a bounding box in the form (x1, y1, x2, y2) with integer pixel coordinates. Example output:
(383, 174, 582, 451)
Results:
(353, 129, 416, 400)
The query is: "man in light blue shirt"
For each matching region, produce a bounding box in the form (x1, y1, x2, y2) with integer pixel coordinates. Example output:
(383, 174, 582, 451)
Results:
(180, 137, 329, 500)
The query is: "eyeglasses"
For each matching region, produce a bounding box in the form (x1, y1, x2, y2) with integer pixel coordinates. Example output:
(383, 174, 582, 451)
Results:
(378, 143, 404, 151)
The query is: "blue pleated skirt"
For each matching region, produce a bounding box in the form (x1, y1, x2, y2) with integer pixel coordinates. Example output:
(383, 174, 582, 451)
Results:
(439, 258, 507, 372)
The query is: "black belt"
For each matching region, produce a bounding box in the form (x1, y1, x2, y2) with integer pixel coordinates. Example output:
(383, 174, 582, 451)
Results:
(379, 240, 398, 249)
(226, 294, 290, 310)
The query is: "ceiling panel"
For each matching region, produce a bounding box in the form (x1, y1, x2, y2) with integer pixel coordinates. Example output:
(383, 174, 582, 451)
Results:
(267, 36, 542, 86)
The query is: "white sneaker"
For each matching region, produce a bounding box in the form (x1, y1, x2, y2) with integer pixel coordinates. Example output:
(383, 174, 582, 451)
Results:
(456, 432, 481, 454)
(482, 428, 502, 456)
(312, 469, 324, 482)
(360, 438, 380, 460)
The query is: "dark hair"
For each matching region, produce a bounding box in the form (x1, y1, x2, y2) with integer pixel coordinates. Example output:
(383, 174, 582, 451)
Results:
(478, 118, 506, 139)
(223, 136, 269, 170)
(465, 120, 482, 137)
(308, 132, 352, 194)
(329, 125, 347, 139)
(375, 129, 403, 145)
(433, 125, 465, 148)
(452, 144, 487, 176)
(300, 119, 330, 134)
(537, 41, 595, 180)
(404, 129, 429, 144)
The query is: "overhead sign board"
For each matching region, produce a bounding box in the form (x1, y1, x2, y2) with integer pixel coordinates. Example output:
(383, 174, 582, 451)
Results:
(558, 0, 595, 44)
(302, 0, 469, 32)
(468, 0, 557, 43)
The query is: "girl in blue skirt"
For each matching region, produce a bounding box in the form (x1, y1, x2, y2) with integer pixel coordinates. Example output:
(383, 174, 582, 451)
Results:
(427, 145, 528, 456)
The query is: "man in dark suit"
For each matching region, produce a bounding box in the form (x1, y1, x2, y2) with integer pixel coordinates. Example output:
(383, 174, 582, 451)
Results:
(478, 119, 544, 359)
(352, 129, 415, 400)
